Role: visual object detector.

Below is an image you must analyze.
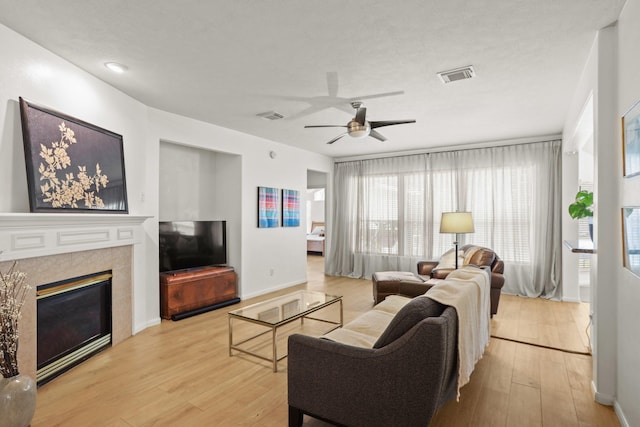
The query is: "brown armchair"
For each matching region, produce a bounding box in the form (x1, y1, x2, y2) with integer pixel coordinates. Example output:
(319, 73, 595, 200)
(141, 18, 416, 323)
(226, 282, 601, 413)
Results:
(372, 244, 505, 315)
(418, 245, 505, 315)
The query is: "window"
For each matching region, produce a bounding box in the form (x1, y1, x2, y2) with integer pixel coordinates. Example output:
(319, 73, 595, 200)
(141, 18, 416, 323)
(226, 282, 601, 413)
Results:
(359, 175, 398, 254)
(330, 140, 561, 297)
(356, 164, 533, 264)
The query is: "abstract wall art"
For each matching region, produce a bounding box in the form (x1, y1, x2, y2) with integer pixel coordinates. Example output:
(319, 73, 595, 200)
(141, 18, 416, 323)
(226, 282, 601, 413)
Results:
(258, 186, 280, 228)
(282, 189, 300, 227)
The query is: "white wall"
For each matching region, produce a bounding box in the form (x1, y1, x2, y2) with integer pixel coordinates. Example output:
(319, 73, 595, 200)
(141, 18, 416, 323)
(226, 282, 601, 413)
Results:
(214, 152, 243, 285)
(0, 23, 334, 333)
(615, 1, 640, 425)
(158, 142, 243, 280)
(563, 23, 619, 408)
(561, 150, 580, 301)
(562, 5, 640, 424)
(562, 41, 598, 303)
(147, 109, 333, 299)
(159, 142, 222, 221)
(0, 22, 154, 333)
(592, 23, 619, 409)
(307, 169, 327, 189)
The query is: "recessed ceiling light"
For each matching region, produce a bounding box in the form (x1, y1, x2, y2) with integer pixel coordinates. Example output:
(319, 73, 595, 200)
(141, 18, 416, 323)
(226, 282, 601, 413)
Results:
(104, 62, 128, 73)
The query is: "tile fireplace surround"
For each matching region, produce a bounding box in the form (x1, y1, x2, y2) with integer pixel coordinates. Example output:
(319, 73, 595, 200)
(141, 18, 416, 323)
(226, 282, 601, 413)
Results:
(0, 213, 149, 380)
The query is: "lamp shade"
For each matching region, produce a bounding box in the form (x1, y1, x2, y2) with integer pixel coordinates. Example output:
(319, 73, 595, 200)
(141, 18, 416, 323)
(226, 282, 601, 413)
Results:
(440, 212, 474, 234)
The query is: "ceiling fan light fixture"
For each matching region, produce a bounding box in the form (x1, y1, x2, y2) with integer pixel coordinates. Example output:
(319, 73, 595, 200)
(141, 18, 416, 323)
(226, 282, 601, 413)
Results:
(305, 101, 413, 144)
(350, 130, 369, 139)
(347, 120, 370, 139)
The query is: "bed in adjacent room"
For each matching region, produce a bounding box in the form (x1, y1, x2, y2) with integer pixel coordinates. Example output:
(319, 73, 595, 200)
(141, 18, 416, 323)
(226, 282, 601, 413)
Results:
(307, 221, 325, 256)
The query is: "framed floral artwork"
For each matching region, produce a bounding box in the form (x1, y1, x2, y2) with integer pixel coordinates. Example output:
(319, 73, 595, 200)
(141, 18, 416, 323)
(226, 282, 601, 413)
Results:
(622, 99, 640, 178)
(19, 97, 128, 213)
(257, 186, 280, 228)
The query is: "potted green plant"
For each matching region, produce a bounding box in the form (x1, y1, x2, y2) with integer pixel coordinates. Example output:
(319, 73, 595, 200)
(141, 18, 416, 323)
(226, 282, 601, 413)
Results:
(568, 190, 594, 240)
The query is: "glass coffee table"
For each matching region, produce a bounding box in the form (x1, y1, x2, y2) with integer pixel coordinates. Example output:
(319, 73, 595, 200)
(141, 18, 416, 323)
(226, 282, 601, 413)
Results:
(228, 290, 342, 372)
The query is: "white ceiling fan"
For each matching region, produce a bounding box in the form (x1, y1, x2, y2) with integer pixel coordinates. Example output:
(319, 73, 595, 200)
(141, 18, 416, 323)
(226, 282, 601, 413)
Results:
(305, 101, 416, 144)
(269, 72, 406, 120)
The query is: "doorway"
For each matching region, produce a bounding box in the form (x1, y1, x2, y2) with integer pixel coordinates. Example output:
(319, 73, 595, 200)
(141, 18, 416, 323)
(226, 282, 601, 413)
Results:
(307, 170, 327, 270)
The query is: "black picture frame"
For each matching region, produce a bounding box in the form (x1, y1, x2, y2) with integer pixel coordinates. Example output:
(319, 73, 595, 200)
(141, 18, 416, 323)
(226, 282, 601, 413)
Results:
(19, 97, 128, 213)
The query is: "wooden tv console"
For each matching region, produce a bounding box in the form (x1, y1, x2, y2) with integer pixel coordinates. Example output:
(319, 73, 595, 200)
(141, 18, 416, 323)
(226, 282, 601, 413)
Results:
(160, 266, 239, 320)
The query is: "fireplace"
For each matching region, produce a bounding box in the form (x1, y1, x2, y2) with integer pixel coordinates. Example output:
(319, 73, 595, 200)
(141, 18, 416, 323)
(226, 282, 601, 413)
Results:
(0, 213, 148, 381)
(36, 271, 113, 386)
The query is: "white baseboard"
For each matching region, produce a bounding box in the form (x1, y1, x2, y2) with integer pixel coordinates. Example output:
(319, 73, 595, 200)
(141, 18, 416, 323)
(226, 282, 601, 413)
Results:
(133, 317, 161, 335)
(561, 296, 581, 303)
(591, 380, 615, 405)
(240, 279, 307, 300)
(614, 402, 629, 427)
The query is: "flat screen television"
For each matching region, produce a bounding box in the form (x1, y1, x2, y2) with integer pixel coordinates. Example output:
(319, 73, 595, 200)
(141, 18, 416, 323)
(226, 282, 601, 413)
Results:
(159, 220, 227, 272)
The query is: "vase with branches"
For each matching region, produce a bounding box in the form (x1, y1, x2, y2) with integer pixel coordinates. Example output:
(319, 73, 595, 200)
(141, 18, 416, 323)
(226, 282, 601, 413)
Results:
(0, 261, 30, 378)
(0, 261, 36, 427)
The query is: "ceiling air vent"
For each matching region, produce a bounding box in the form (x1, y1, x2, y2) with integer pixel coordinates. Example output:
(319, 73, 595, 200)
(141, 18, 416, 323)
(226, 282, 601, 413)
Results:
(437, 65, 476, 84)
(256, 111, 284, 120)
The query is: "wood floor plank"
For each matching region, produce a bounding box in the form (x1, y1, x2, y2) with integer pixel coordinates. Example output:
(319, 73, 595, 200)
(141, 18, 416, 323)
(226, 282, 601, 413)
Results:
(430, 346, 492, 427)
(484, 338, 516, 392)
(505, 383, 542, 427)
(512, 343, 542, 389)
(470, 339, 515, 426)
(540, 354, 580, 427)
(29, 256, 619, 426)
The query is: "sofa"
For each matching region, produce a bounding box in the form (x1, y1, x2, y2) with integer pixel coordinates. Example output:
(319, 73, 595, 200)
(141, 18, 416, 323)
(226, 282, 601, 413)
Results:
(287, 295, 459, 427)
(372, 244, 505, 316)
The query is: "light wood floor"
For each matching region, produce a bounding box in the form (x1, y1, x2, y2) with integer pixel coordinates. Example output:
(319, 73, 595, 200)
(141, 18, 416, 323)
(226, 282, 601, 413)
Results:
(31, 256, 619, 426)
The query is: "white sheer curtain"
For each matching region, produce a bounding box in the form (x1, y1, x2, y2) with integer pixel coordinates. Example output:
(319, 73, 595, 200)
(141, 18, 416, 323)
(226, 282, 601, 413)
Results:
(326, 140, 562, 299)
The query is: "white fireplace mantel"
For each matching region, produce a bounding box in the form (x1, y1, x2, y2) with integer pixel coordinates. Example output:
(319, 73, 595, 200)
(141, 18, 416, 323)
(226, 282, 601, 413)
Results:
(0, 212, 151, 261)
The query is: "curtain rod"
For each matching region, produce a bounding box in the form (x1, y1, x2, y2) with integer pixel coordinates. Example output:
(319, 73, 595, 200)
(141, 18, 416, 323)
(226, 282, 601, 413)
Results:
(333, 134, 562, 163)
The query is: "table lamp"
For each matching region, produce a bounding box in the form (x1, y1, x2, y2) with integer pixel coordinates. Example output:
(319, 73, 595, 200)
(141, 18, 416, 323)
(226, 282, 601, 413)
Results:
(440, 212, 475, 269)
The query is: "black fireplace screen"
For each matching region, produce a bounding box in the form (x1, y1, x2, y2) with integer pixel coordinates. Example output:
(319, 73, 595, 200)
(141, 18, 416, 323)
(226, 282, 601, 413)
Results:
(37, 271, 112, 385)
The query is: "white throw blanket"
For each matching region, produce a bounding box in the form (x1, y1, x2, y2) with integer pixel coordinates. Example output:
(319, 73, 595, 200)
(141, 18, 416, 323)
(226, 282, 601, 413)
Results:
(422, 266, 491, 399)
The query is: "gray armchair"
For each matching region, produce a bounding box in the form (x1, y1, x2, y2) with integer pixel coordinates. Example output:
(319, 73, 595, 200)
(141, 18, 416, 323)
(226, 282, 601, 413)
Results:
(287, 299, 458, 427)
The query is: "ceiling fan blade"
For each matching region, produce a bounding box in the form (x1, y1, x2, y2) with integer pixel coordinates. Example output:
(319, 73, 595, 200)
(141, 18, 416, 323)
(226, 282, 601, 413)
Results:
(286, 105, 330, 121)
(355, 107, 367, 126)
(304, 125, 347, 128)
(327, 133, 347, 145)
(369, 130, 387, 142)
(327, 71, 339, 98)
(350, 90, 404, 101)
(370, 119, 416, 129)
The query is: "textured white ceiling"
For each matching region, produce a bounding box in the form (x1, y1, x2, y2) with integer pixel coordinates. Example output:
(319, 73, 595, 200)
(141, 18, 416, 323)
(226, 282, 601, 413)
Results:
(0, 1, 626, 157)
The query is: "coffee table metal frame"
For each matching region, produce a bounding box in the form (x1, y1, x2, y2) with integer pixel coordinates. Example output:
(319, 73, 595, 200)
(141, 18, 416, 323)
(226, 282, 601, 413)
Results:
(228, 291, 343, 372)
